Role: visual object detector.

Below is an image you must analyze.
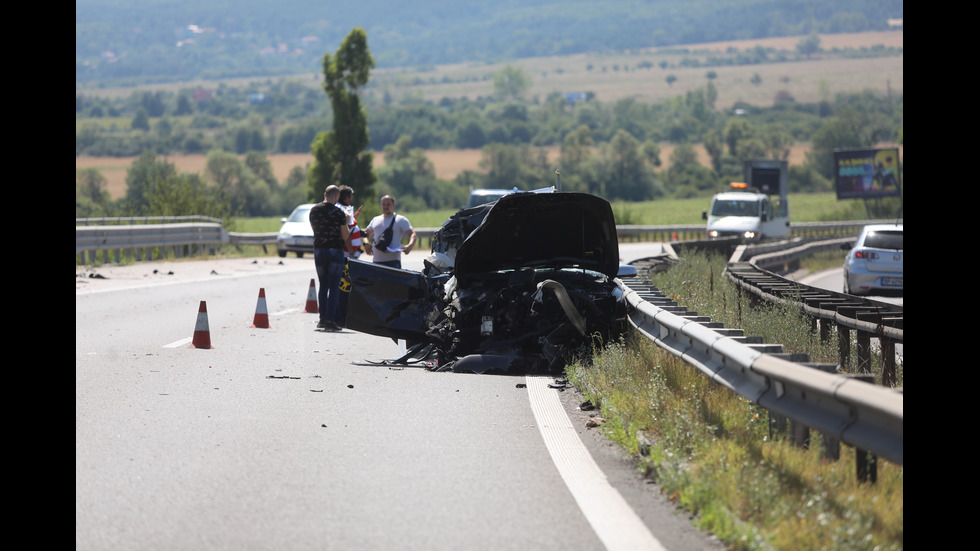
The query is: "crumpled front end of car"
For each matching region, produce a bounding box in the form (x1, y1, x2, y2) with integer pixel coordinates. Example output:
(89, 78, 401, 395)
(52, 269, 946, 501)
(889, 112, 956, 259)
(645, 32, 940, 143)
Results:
(346, 192, 631, 375)
(421, 268, 628, 373)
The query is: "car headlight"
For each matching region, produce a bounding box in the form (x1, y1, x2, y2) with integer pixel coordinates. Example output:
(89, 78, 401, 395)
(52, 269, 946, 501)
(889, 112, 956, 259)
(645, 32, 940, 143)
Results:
(743, 231, 757, 239)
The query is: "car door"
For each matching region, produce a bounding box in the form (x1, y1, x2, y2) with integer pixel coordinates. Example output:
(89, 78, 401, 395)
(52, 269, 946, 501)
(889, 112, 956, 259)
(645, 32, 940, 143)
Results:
(344, 259, 430, 342)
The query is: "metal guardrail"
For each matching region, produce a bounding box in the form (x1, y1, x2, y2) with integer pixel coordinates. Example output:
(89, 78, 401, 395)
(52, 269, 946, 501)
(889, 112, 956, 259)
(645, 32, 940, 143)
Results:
(618, 277, 903, 466)
(75, 216, 223, 226)
(725, 236, 903, 387)
(76, 223, 231, 264)
(75, 218, 898, 265)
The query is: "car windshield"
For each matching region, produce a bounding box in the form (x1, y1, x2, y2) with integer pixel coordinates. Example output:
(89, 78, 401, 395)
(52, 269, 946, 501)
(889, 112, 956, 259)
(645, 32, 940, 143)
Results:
(711, 199, 759, 217)
(288, 207, 311, 223)
(863, 230, 903, 250)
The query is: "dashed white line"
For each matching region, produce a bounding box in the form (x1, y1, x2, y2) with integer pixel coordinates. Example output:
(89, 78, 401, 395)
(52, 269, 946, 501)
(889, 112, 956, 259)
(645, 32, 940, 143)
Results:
(163, 337, 193, 348)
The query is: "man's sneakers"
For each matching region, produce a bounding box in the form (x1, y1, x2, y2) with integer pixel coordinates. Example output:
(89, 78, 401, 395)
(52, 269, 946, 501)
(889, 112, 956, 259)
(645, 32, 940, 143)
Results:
(317, 320, 342, 332)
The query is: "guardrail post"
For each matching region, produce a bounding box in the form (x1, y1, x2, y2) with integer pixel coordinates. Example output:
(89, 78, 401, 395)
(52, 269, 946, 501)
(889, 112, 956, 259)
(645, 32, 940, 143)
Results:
(818, 318, 831, 343)
(881, 338, 897, 387)
(856, 331, 872, 374)
(785, 363, 840, 454)
(838, 326, 851, 371)
(848, 374, 879, 483)
(768, 411, 787, 444)
(857, 449, 878, 484)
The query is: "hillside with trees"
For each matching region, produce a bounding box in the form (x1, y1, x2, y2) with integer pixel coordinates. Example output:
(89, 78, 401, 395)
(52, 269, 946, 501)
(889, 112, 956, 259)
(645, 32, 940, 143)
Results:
(77, 0, 902, 86)
(76, 4, 903, 221)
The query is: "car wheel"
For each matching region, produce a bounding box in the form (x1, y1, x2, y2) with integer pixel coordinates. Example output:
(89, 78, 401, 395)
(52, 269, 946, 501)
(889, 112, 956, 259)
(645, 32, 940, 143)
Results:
(278, 249, 287, 258)
(296, 252, 305, 258)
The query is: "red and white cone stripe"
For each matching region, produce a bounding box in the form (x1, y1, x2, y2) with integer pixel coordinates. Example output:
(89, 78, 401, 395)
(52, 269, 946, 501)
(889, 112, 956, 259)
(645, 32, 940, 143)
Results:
(191, 301, 214, 349)
(305, 278, 318, 313)
(252, 288, 270, 328)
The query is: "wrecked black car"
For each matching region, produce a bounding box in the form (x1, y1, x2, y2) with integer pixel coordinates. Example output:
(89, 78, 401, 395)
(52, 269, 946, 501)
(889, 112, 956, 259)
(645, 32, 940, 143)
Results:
(344, 191, 633, 374)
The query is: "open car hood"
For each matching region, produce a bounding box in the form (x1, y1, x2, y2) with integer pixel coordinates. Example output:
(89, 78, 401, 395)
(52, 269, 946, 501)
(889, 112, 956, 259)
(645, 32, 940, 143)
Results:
(453, 192, 620, 280)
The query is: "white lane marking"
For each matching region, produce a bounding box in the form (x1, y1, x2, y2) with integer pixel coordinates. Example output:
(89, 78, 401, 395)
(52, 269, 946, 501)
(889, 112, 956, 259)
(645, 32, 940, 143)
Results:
(526, 375, 667, 551)
(163, 337, 193, 348)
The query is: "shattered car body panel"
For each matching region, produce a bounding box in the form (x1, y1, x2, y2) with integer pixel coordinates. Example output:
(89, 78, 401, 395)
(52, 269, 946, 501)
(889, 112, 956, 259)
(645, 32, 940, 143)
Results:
(345, 192, 630, 374)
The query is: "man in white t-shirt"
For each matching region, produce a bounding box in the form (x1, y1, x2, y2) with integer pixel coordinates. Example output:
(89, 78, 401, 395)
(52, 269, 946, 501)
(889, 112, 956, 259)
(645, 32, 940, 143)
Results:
(364, 195, 416, 269)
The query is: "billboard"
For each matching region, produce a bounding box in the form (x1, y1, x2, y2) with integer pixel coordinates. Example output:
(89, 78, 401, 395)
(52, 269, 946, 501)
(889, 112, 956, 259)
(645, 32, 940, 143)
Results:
(834, 148, 901, 199)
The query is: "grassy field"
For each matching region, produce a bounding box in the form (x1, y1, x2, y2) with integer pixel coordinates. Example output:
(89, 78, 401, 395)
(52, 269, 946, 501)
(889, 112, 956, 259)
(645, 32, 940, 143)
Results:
(231, 191, 867, 235)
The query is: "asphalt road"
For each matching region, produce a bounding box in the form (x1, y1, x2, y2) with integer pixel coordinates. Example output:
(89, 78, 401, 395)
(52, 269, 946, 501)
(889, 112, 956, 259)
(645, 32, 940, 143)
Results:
(76, 244, 726, 551)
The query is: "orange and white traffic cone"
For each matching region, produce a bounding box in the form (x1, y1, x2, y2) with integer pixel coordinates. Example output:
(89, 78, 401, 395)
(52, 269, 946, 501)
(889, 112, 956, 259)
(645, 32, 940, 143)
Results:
(252, 288, 270, 328)
(191, 301, 214, 349)
(304, 278, 318, 313)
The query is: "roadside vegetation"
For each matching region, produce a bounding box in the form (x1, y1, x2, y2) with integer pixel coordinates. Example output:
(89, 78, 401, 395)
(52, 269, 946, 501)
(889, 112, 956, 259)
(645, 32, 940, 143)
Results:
(567, 250, 902, 550)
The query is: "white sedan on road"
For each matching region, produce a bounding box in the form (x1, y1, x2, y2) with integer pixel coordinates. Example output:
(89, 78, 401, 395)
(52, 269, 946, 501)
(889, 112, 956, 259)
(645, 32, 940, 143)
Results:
(842, 223, 903, 296)
(276, 203, 316, 258)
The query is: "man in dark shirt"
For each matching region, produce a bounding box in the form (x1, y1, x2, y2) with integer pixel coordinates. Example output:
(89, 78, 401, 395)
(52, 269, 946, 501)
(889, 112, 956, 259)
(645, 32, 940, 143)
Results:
(309, 185, 350, 332)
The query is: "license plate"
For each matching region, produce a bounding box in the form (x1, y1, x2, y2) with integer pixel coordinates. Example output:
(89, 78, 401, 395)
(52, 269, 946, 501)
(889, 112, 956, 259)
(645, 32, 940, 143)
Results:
(882, 277, 902, 287)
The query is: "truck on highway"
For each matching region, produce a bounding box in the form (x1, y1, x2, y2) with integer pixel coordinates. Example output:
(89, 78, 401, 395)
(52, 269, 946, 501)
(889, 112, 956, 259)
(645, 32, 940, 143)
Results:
(703, 160, 790, 242)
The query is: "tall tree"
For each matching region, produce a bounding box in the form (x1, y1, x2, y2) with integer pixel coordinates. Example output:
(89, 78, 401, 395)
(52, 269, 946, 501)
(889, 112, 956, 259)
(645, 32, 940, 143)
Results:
(796, 33, 821, 59)
(125, 151, 177, 213)
(492, 65, 531, 101)
(307, 27, 377, 201)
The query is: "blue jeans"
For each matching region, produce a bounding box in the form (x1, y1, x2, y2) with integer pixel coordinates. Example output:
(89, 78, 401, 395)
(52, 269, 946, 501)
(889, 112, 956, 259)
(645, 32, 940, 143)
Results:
(315, 248, 346, 325)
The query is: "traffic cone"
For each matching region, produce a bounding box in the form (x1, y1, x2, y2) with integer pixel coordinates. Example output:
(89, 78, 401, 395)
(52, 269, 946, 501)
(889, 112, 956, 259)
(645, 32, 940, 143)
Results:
(191, 301, 214, 349)
(304, 278, 318, 313)
(252, 288, 270, 328)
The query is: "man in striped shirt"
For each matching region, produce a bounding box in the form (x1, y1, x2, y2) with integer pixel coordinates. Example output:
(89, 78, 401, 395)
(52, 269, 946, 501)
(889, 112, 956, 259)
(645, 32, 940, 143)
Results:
(336, 185, 362, 327)
(338, 186, 363, 259)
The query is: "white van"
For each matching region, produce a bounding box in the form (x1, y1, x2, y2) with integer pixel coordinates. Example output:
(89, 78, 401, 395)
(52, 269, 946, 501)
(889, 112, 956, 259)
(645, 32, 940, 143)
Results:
(703, 185, 790, 241)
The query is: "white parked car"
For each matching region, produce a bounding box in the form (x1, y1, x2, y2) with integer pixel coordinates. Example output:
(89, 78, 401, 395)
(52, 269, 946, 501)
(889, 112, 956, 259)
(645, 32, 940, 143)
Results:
(276, 204, 316, 258)
(842, 223, 903, 296)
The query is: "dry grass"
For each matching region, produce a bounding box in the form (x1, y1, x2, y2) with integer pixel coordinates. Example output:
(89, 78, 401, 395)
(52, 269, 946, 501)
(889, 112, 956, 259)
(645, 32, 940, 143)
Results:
(76, 151, 481, 200)
(75, 144, 831, 201)
(371, 31, 902, 108)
